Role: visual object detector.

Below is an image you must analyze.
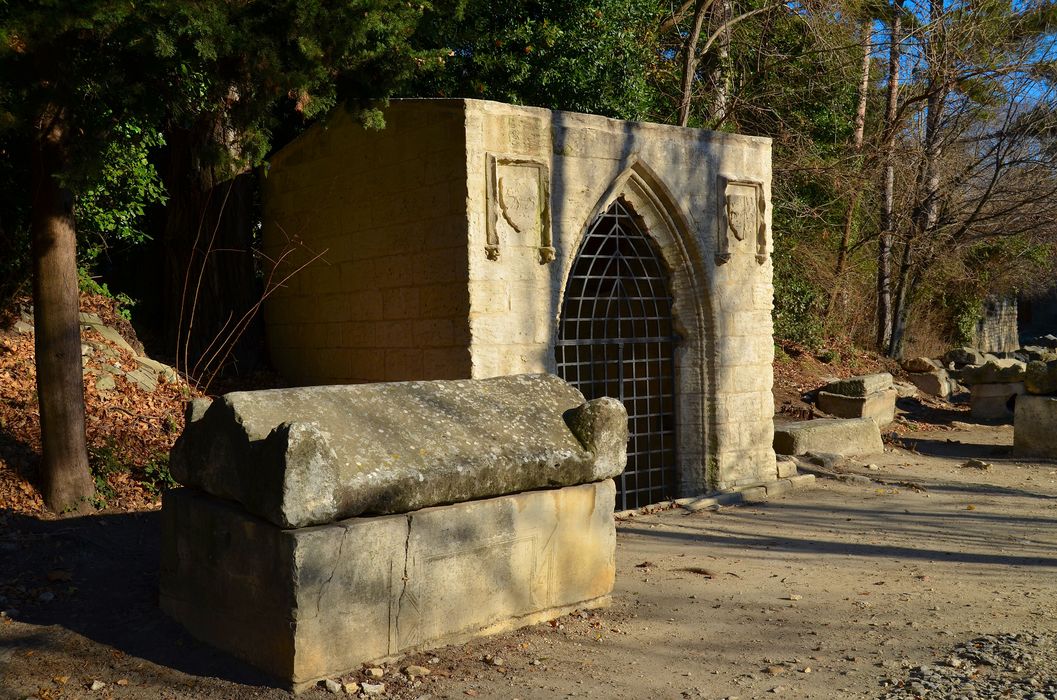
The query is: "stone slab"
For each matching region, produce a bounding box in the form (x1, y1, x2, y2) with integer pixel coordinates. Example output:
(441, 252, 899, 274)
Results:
(945, 346, 985, 368)
(902, 357, 940, 373)
(773, 418, 884, 457)
(960, 360, 1026, 386)
(1014, 395, 1057, 458)
(170, 374, 627, 528)
(908, 370, 952, 398)
(160, 481, 616, 691)
(969, 382, 1025, 420)
(822, 373, 893, 398)
(78, 312, 137, 355)
(1025, 360, 1057, 395)
(816, 388, 897, 426)
(776, 458, 797, 479)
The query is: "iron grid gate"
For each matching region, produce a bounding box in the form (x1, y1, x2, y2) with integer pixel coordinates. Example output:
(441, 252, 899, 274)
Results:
(555, 198, 678, 511)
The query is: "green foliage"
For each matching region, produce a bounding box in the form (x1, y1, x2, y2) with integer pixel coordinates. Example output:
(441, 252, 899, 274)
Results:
(952, 301, 981, 347)
(77, 269, 136, 321)
(772, 244, 826, 349)
(816, 348, 838, 363)
(88, 442, 175, 506)
(75, 122, 167, 263)
(0, 0, 435, 297)
(142, 455, 176, 497)
(412, 0, 662, 120)
(87, 441, 123, 508)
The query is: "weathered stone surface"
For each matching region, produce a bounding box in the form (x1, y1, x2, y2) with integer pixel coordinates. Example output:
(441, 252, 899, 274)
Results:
(908, 370, 953, 398)
(160, 481, 616, 690)
(822, 373, 894, 398)
(135, 355, 180, 384)
(945, 347, 986, 368)
(184, 397, 213, 424)
(902, 357, 940, 373)
(893, 381, 918, 398)
(95, 374, 116, 393)
(1014, 395, 1057, 457)
(1025, 360, 1057, 396)
(776, 458, 797, 479)
(170, 374, 625, 528)
(969, 382, 1025, 420)
(817, 388, 897, 425)
(562, 397, 629, 478)
(773, 418, 884, 457)
(1030, 334, 1057, 350)
(1022, 346, 1057, 362)
(973, 294, 1019, 353)
(78, 312, 137, 355)
(123, 366, 158, 393)
(960, 360, 1026, 386)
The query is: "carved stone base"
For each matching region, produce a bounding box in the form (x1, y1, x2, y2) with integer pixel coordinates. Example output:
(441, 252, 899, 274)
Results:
(160, 481, 616, 691)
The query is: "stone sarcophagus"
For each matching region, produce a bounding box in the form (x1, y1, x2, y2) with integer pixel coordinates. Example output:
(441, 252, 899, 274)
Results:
(160, 374, 625, 691)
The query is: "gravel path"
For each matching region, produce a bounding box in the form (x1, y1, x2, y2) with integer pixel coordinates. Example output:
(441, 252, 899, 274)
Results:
(880, 633, 1057, 699)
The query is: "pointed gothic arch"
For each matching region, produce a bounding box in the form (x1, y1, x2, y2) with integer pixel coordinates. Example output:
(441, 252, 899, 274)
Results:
(555, 161, 716, 505)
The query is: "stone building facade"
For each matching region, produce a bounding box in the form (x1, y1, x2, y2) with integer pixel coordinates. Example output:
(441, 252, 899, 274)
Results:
(262, 99, 775, 508)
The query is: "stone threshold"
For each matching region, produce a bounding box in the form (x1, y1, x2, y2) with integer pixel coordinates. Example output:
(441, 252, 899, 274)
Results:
(612, 475, 817, 518)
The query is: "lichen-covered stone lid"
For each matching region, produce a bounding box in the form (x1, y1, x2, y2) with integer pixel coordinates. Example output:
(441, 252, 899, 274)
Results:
(170, 374, 627, 528)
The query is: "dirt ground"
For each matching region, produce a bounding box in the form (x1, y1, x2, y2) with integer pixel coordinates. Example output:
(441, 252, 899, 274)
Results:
(3, 419, 1057, 700)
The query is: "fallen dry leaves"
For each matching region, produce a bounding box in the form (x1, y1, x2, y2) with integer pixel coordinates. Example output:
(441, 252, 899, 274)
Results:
(0, 294, 201, 517)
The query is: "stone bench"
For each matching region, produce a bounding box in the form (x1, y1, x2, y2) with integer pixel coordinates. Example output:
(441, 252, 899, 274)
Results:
(161, 374, 626, 691)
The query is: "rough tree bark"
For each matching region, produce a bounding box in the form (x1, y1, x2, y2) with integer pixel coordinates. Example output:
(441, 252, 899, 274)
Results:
(30, 108, 94, 513)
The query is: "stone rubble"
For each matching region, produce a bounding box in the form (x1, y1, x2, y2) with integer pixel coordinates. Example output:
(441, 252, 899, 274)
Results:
(17, 309, 180, 394)
(879, 632, 1057, 699)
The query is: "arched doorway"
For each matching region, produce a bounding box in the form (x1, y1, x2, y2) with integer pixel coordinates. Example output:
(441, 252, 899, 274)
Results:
(556, 197, 678, 510)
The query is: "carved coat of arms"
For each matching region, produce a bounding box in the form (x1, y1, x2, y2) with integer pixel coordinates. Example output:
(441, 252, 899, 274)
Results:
(498, 171, 540, 235)
(726, 194, 756, 242)
(716, 177, 767, 265)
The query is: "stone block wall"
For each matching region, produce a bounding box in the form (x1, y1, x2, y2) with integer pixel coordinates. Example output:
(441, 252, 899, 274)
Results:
(262, 99, 776, 497)
(262, 103, 472, 384)
(973, 294, 1018, 353)
(462, 101, 774, 492)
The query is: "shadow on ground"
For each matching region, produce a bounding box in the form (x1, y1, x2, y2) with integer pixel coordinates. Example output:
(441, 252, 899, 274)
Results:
(895, 395, 973, 427)
(891, 436, 1014, 460)
(0, 507, 279, 689)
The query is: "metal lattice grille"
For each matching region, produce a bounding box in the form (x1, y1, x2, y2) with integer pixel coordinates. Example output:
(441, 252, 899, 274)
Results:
(556, 198, 678, 510)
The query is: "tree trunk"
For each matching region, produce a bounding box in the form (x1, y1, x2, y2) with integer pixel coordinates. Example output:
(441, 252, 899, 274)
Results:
(161, 124, 264, 384)
(888, 0, 944, 355)
(678, 0, 711, 127)
(888, 241, 914, 356)
(826, 22, 873, 320)
(877, 2, 902, 350)
(30, 110, 94, 514)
